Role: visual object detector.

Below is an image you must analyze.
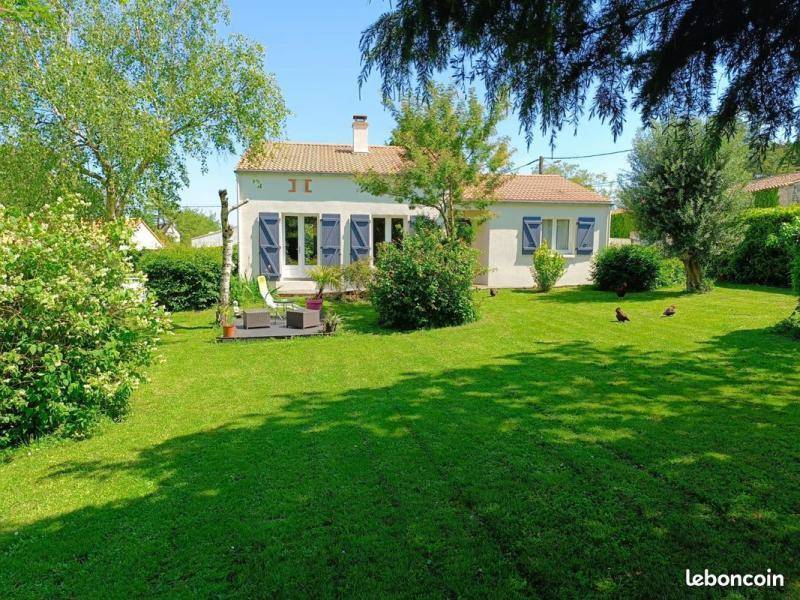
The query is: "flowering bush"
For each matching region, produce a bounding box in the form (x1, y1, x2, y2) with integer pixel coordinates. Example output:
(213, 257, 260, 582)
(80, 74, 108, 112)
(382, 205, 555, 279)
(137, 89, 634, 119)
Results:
(0, 198, 169, 448)
(530, 240, 567, 292)
(369, 229, 480, 329)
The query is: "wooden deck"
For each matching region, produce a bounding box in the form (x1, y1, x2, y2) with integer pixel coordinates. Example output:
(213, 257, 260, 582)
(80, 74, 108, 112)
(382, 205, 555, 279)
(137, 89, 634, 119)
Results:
(217, 317, 323, 342)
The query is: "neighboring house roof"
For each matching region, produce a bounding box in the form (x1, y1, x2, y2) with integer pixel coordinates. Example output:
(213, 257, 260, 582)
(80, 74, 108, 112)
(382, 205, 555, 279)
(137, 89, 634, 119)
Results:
(745, 172, 800, 192)
(237, 142, 608, 203)
(129, 219, 165, 250)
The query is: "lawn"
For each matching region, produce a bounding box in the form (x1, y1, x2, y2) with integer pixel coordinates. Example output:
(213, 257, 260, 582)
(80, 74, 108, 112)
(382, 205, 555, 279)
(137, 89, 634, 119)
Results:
(1, 285, 799, 598)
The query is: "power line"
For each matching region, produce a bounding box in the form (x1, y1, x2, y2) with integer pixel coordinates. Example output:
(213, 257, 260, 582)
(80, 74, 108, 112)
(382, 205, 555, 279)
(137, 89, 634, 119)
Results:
(512, 148, 632, 172)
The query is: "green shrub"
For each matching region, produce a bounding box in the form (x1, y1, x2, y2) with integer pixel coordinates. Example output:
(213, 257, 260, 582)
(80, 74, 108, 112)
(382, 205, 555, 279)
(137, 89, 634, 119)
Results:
(307, 265, 344, 298)
(657, 258, 686, 287)
(717, 207, 800, 287)
(0, 198, 168, 448)
(230, 277, 261, 306)
(753, 188, 779, 208)
(591, 245, 667, 291)
(610, 211, 636, 238)
(775, 301, 800, 340)
(138, 246, 228, 311)
(530, 240, 567, 292)
(369, 229, 480, 329)
(342, 259, 374, 298)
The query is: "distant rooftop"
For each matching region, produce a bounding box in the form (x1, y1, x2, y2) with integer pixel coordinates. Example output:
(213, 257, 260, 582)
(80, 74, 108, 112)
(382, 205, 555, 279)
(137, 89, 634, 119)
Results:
(745, 172, 800, 193)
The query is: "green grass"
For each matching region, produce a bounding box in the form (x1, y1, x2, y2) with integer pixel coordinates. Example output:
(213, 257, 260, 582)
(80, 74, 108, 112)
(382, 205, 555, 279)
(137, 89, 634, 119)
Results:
(2, 284, 799, 598)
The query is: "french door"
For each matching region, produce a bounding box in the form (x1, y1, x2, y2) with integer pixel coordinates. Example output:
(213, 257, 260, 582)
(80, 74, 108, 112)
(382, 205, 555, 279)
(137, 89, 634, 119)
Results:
(283, 215, 318, 277)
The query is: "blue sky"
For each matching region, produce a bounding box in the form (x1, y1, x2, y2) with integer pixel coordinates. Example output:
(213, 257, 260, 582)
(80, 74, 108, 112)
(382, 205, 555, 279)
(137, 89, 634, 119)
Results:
(182, 0, 642, 220)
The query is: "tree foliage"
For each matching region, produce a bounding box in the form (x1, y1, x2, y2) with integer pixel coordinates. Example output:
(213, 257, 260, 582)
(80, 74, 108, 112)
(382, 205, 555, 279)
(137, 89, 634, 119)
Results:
(360, 0, 800, 150)
(0, 0, 287, 219)
(0, 197, 168, 448)
(356, 85, 511, 239)
(620, 121, 750, 292)
(174, 209, 220, 245)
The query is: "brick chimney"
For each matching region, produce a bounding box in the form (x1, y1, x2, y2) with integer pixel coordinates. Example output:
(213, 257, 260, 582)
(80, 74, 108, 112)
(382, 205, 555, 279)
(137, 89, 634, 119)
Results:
(352, 115, 368, 153)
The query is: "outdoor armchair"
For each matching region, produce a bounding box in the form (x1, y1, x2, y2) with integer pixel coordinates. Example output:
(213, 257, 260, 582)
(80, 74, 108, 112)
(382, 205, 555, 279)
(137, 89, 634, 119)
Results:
(257, 275, 300, 319)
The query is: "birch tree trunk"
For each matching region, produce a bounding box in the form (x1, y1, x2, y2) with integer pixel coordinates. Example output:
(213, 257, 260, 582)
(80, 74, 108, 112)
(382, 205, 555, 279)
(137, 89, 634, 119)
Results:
(217, 189, 234, 324)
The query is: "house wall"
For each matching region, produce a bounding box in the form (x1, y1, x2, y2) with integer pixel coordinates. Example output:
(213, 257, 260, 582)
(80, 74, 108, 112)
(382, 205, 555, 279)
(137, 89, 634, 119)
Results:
(778, 184, 800, 206)
(236, 172, 435, 290)
(237, 172, 611, 289)
(131, 223, 163, 250)
(484, 202, 611, 288)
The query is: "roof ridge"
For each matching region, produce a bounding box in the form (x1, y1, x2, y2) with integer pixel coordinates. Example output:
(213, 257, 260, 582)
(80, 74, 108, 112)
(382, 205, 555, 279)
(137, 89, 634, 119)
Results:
(252, 140, 402, 149)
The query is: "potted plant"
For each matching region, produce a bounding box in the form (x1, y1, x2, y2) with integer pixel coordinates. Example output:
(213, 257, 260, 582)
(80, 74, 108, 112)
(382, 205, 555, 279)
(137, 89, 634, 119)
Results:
(306, 265, 343, 310)
(323, 312, 342, 334)
(220, 304, 236, 338)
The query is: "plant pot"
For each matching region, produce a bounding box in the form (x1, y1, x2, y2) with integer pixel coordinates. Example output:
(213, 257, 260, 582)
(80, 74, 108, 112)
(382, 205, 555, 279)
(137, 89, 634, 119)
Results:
(222, 324, 236, 338)
(306, 298, 323, 310)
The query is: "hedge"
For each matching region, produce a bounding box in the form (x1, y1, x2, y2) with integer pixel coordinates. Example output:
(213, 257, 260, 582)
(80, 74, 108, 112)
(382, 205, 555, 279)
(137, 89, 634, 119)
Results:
(137, 246, 237, 311)
(591, 244, 684, 291)
(610, 211, 636, 238)
(714, 206, 800, 287)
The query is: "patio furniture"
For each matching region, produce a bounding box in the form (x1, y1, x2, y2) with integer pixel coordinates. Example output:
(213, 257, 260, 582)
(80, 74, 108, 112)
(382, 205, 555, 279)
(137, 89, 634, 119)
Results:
(257, 275, 300, 319)
(286, 308, 321, 329)
(242, 309, 271, 329)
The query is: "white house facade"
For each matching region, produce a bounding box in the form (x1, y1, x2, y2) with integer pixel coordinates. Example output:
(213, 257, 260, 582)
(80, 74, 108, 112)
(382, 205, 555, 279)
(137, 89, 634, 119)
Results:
(130, 219, 164, 250)
(236, 117, 611, 292)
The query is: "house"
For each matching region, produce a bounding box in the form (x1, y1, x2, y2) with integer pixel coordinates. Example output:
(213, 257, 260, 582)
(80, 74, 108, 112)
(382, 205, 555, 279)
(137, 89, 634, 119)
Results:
(235, 116, 612, 292)
(745, 172, 800, 206)
(130, 219, 165, 250)
(192, 227, 238, 248)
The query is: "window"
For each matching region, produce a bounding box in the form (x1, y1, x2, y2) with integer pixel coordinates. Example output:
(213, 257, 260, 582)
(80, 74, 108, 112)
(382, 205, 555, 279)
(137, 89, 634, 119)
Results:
(304, 216, 318, 265)
(372, 218, 386, 258)
(540, 218, 572, 253)
(555, 219, 570, 252)
(391, 218, 404, 244)
(285, 216, 299, 265)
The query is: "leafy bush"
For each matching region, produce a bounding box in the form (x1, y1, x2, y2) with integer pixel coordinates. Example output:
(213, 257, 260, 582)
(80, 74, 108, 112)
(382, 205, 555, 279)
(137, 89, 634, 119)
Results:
(591, 245, 668, 291)
(0, 198, 168, 448)
(716, 207, 800, 287)
(774, 217, 800, 293)
(753, 188, 779, 208)
(530, 240, 566, 292)
(137, 246, 228, 311)
(610, 211, 636, 238)
(230, 277, 261, 306)
(342, 259, 374, 298)
(775, 301, 800, 340)
(657, 258, 686, 287)
(369, 229, 480, 329)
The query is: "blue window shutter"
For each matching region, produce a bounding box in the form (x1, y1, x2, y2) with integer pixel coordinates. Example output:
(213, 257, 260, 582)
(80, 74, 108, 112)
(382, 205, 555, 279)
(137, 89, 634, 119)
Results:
(320, 214, 341, 266)
(521, 217, 542, 254)
(576, 217, 596, 254)
(350, 214, 370, 262)
(258, 212, 280, 279)
(409, 215, 418, 234)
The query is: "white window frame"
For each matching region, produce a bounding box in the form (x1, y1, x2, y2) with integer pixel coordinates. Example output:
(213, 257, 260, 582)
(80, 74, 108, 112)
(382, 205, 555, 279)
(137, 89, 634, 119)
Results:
(540, 218, 574, 256)
(370, 215, 407, 262)
(282, 213, 320, 278)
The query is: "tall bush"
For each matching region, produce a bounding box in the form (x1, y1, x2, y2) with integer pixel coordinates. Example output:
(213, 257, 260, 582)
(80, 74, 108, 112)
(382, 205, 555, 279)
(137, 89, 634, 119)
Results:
(591, 245, 673, 291)
(369, 229, 480, 329)
(715, 207, 800, 287)
(0, 198, 168, 448)
(137, 246, 233, 311)
(610, 211, 636, 238)
(530, 241, 567, 292)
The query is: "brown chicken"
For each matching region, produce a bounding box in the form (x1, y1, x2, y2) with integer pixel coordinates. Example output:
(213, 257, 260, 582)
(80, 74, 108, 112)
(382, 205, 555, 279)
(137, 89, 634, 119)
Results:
(663, 305, 677, 317)
(489, 288, 498, 297)
(615, 282, 628, 299)
(615, 307, 630, 322)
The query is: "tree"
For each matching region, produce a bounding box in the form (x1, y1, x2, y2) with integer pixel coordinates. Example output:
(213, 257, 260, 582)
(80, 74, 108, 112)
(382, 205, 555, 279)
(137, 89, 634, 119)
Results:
(543, 162, 614, 199)
(0, 0, 287, 219)
(620, 121, 750, 292)
(356, 85, 511, 239)
(360, 0, 800, 150)
(216, 190, 234, 325)
(174, 209, 220, 246)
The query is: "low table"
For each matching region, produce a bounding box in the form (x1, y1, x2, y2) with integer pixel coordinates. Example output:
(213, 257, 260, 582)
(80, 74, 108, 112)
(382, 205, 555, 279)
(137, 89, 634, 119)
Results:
(242, 309, 271, 329)
(286, 308, 321, 329)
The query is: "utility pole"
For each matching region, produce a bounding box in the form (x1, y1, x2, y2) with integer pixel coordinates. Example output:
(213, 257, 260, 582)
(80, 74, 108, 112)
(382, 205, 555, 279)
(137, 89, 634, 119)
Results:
(538, 155, 544, 174)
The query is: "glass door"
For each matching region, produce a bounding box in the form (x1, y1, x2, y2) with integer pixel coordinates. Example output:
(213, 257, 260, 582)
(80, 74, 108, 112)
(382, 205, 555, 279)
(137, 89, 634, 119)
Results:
(283, 215, 318, 277)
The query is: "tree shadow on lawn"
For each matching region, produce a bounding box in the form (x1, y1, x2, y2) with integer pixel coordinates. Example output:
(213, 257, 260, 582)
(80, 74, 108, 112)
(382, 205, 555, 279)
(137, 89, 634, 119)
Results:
(2, 330, 799, 597)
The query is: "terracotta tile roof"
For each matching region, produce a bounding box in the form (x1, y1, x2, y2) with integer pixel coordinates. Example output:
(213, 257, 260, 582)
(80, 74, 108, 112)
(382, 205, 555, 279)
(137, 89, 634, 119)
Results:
(237, 142, 608, 203)
(236, 142, 406, 175)
(745, 172, 800, 192)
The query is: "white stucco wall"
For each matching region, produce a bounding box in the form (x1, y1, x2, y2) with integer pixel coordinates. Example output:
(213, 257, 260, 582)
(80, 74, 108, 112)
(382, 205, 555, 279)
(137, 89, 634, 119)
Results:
(778, 184, 800, 206)
(236, 172, 435, 286)
(483, 202, 611, 288)
(236, 172, 611, 289)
